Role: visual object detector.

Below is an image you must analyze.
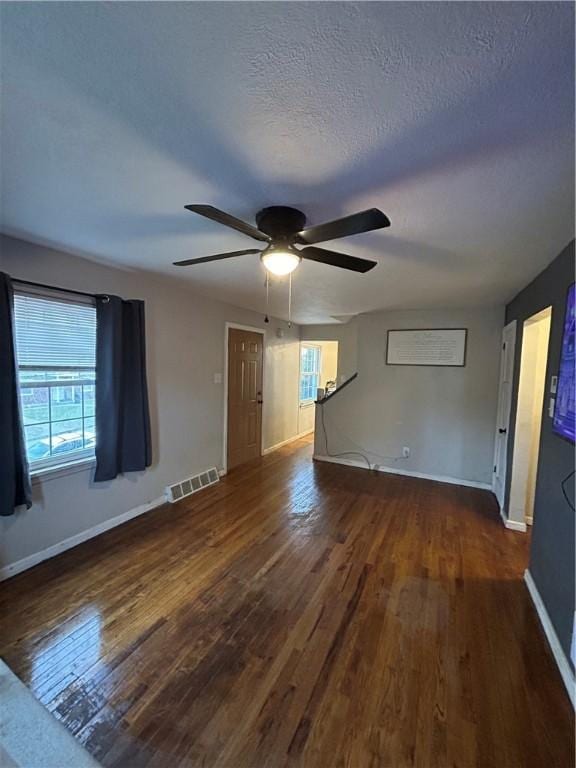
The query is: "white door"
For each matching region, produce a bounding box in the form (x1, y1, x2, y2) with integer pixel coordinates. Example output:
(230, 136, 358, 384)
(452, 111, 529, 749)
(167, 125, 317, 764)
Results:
(493, 320, 517, 509)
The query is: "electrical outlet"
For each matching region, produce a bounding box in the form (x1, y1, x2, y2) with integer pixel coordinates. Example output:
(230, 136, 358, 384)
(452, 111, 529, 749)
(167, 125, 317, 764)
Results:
(402, 446, 410, 458)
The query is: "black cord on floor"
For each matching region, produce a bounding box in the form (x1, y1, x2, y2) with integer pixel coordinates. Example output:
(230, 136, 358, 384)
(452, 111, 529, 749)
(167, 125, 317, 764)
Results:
(318, 402, 374, 471)
(561, 469, 575, 512)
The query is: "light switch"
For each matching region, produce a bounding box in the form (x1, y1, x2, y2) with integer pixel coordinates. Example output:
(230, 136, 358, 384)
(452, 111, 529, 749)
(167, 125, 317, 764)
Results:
(551, 375, 558, 394)
(548, 397, 555, 417)
(213, 373, 222, 384)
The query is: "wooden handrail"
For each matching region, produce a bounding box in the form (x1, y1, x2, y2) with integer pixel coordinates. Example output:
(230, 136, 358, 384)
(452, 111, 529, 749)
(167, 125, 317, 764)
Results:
(315, 373, 358, 404)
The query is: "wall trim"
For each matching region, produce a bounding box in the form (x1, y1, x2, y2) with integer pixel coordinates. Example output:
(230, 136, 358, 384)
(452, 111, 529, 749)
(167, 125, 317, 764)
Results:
(499, 506, 528, 532)
(263, 429, 314, 455)
(524, 569, 575, 708)
(31, 457, 95, 485)
(0, 496, 165, 582)
(313, 453, 492, 490)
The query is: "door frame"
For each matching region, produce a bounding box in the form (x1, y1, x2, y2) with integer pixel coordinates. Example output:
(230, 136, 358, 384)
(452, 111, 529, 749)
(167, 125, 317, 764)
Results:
(492, 319, 517, 514)
(222, 322, 265, 474)
(508, 307, 552, 529)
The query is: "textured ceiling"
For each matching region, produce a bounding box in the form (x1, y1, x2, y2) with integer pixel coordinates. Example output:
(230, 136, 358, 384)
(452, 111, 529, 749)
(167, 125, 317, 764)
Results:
(1, 2, 574, 324)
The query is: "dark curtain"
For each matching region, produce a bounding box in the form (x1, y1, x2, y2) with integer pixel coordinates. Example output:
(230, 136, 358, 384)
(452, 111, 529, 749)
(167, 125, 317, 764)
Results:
(0, 272, 32, 516)
(94, 296, 152, 482)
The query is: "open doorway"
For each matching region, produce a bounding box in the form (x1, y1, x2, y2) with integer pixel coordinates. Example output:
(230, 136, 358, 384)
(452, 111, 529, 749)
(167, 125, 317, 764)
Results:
(297, 341, 338, 436)
(508, 307, 552, 529)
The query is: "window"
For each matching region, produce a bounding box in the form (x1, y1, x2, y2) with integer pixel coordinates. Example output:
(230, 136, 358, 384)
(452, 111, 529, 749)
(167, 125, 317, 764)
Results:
(13, 290, 97, 471)
(300, 345, 321, 403)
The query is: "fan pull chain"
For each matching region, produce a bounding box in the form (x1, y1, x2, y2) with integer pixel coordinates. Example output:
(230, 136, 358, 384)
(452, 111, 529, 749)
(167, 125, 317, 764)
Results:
(264, 273, 270, 324)
(288, 273, 292, 328)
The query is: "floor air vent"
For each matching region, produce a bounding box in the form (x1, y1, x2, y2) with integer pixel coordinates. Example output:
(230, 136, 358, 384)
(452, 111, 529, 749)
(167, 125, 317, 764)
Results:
(165, 467, 219, 503)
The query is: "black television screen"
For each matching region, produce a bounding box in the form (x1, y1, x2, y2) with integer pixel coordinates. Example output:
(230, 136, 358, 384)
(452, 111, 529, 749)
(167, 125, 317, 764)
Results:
(553, 282, 575, 443)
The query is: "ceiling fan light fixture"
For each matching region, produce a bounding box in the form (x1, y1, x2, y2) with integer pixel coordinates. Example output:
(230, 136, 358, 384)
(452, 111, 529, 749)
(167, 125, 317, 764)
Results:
(178, 205, 387, 273)
(260, 245, 301, 276)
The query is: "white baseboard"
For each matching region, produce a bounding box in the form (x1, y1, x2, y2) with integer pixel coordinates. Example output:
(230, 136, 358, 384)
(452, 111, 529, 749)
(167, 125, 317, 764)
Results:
(312, 453, 492, 491)
(499, 507, 528, 532)
(262, 430, 314, 456)
(524, 569, 575, 707)
(0, 496, 165, 582)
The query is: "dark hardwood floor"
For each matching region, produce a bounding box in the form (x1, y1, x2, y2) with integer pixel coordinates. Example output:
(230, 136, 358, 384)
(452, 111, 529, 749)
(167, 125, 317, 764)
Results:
(0, 436, 573, 767)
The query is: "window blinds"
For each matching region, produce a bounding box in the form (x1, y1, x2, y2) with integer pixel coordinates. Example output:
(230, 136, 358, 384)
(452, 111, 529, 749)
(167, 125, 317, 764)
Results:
(13, 292, 96, 369)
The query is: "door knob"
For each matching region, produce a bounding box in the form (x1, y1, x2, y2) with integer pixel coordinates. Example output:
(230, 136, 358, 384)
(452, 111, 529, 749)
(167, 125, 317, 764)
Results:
(499, 428, 507, 434)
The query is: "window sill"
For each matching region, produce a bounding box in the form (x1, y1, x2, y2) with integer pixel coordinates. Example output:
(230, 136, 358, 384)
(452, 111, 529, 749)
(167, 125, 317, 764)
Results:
(299, 400, 316, 409)
(31, 457, 95, 485)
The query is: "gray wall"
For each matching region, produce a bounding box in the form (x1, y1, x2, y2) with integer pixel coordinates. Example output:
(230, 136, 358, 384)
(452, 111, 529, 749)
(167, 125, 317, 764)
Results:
(314, 307, 503, 485)
(505, 240, 575, 664)
(0, 235, 302, 570)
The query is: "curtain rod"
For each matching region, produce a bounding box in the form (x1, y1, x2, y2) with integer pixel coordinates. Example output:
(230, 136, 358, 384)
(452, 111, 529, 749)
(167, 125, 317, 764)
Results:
(13, 278, 110, 302)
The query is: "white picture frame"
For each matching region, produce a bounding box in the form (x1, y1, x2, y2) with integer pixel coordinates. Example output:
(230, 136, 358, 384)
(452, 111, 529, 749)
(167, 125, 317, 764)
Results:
(386, 328, 467, 367)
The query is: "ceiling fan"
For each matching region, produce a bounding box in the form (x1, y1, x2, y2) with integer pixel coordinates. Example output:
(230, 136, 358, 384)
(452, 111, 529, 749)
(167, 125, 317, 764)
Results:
(173, 205, 390, 276)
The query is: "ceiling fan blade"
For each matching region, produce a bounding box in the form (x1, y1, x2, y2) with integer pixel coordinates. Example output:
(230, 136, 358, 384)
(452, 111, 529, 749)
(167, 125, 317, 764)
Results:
(300, 246, 377, 273)
(185, 205, 270, 242)
(296, 208, 390, 245)
(173, 249, 261, 267)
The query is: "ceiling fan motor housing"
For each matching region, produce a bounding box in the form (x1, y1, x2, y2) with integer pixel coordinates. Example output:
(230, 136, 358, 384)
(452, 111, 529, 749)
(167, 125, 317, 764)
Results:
(255, 206, 307, 240)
